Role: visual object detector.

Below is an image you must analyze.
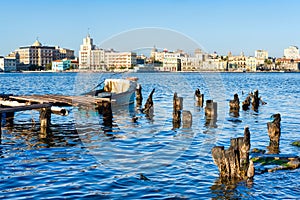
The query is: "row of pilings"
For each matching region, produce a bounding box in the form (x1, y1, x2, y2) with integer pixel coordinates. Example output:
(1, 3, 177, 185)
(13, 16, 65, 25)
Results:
(97, 85, 299, 183)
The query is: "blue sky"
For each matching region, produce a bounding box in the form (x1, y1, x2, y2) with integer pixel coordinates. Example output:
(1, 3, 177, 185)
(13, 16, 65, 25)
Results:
(0, 0, 299, 57)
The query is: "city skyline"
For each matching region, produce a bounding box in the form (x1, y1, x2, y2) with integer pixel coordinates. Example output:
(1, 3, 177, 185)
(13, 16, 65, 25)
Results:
(1, 0, 300, 57)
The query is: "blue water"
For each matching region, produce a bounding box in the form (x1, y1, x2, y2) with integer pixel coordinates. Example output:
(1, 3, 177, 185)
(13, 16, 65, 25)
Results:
(1, 72, 300, 199)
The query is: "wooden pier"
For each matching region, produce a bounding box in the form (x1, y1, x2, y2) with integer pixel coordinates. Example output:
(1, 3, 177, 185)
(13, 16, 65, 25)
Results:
(0, 94, 110, 132)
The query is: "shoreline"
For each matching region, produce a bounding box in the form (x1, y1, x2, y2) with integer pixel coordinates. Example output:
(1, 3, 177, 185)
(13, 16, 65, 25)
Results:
(1, 70, 299, 74)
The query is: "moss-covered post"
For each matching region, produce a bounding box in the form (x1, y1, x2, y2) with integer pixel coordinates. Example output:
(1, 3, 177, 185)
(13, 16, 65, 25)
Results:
(212, 127, 254, 181)
(267, 113, 281, 154)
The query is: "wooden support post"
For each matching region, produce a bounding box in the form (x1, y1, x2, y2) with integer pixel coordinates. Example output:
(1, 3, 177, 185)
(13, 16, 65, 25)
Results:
(182, 110, 192, 128)
(229, 93, 240, 112)
(102, 101, 113, 127)
(212, 127, 254, 181)
(267, 113, 281, 154)
(173, 92, 182, 128)
(143, 88, 155, 114)
(195, 88, 204, 107)
(5, 112, 14, 126)
(205, 100, 218, 127)
(0, 113, 2, 136)
(242, 95, 251, 111)
(252, 90, 260, 110)
(39, 107, 51, 128)
(136, 84, 143, 107)
(205, 100, 217, 118)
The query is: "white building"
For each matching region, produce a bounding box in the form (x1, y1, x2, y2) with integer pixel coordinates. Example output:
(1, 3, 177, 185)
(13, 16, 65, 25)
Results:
(162, 52, 185, 71)
(255, 50, 268, 59)
(246, 56, 257, 71)
(255, 50, 268, 66)
(0, 56, 17, 72)
(79, 34, 136, 71)
(105, 51, 137, 69)
(202, 58, 227, 71)
(284, 46, 300, 59)
(79, 34, 101, 70)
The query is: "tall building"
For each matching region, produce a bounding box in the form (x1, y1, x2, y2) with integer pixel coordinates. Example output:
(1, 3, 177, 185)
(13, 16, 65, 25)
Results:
(255, 50, 268, 59)
(79, 34, 137, 70)
(14, 39, 74, 67)
(284, 46, 300, 59)
(255, 49, 268, 66)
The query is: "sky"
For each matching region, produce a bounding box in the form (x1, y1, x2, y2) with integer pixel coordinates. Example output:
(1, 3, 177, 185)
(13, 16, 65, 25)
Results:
(0, 0, 300, 57)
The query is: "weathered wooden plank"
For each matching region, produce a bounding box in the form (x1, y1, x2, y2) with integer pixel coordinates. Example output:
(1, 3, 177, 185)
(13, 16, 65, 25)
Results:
(0, 103, 52, 113)
(6, 94, 107, 107)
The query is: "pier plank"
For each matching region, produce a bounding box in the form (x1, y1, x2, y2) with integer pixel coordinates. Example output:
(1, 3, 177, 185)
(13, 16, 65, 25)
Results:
(0, 103, 52, 113)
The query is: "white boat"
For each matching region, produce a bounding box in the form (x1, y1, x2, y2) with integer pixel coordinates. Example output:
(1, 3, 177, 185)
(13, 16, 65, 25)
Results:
(96, 78, 138, 105)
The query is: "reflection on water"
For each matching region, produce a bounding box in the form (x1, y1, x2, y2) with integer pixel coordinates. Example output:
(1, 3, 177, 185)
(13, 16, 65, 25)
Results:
(0, 72, 300, 199)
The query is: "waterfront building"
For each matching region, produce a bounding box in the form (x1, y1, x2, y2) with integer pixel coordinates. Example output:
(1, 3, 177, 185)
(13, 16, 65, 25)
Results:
(52, 59, 71, 71)
(55, 46, 75, 60)
(246, 56, 257, 71)
(255, 50, 268, 66)
(228, 51, 246, 71)
(150, 46, 168, 63)
(255, 50, 268, 59)
(276, 58, 300, 71)
(162, 52, 186, 71)
(105, 51, 137, 70)
(0, 56, 17, 72)
(202, 58, 227, 71)
(79, 34, 136, 71)
(14, 39, 74, 68)
(284, 46, 300, 59)
(79, 34, 104, 70)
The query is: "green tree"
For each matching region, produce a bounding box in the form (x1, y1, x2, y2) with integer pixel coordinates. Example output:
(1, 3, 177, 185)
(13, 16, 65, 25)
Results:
(45, 62, 52, 71)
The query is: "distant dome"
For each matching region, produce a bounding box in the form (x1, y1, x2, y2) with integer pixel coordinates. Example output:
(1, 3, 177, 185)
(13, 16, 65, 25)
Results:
(32, 40, 42, 47)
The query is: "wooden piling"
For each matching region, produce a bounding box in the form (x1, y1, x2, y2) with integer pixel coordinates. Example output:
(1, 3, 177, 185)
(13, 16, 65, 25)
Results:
(212, 127, 254, 181)
(182, 110, 192, 128)
(251, 90, 260, 110)
(205, 100, 217, 118)
(143, 88, 155, 114)
(5, 112, 14, 126)
(97, 101, 113, 128)
(39, 107, 51, 128)
(136, 84, 143, 107)
(0, 113, 2, 134)
(229, 93, 240, 112)
(173, 93, 182, 128)
(242, 95, 251, 111)
(267, 113, 281, 154)
(195, 88, 204, 107)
